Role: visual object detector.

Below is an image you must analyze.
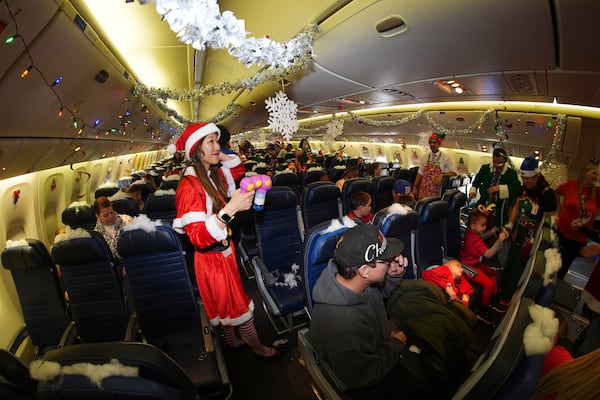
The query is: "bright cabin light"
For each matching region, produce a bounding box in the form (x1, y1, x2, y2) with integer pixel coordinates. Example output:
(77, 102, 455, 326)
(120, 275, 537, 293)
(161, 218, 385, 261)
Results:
(454, 87, 464, 94)
(4, 34, 17, 44)
(20, 66, 32, 78)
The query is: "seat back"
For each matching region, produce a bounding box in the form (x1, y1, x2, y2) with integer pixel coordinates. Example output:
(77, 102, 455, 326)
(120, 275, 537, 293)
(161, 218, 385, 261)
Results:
(160, 176, 180, 191)
(61, 204, 96, 230)
(340, 178, 375, 215)
(371, 176, 395, 212)
(254, 187, 303, 270)
(373, 206, 420, 280)
(111, 197, 140, 217)
(302, 169, 326, 189)
(414, 196, 448, 277)
(452, 297, 535, 400)
(51, 231, 129, 343)
(301, 182, 341, 231)
(252, 187, 307, 333)
(271, 171, 301, 195)
(1, 239, 68, 351)
(442, 189, 467, 259)
(94, 185, 119, 198)
(297, 328, 348, 400)
(144, 192, 176, 225)
(0, 349, 37, 400)
(117, 224, 231, 398)
(302, 219, 352, 314)
(37, 342, 196, 400)
(117, 225, 200, 336)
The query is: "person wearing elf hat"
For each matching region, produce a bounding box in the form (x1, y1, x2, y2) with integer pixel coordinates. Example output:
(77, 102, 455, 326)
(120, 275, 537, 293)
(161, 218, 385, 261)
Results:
(499, 155, 558, 302)
(412, 132, 457, 200)
(172, 122, 284, 358)
(469, 147, 521, 231)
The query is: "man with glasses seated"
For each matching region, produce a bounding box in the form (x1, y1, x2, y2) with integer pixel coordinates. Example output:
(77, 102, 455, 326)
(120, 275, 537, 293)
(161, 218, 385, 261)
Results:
(308, 224, 428, 399)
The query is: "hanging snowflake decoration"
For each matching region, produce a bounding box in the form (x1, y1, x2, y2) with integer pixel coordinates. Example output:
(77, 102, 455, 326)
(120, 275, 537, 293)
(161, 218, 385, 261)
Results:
(323, 115, 344, 141)
(265, 90, 298, 141)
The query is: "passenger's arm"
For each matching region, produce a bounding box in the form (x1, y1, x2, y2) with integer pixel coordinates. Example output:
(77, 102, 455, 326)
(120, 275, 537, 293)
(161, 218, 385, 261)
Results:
(412, 174, 423, 198)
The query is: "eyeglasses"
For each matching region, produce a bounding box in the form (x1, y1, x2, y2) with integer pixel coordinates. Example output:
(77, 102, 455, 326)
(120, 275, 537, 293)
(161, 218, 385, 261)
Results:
(375, 257, 406, 269)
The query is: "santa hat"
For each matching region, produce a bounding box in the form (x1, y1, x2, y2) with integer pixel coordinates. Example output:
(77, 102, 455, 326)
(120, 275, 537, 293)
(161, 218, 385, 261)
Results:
(429, 132, 445, 144)
(520, 156, 540, 177)
(168, 122, 220, 159)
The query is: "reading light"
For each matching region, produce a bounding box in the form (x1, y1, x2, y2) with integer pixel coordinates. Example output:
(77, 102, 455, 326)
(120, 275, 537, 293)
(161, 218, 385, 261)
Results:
(58, 107, 64, 118)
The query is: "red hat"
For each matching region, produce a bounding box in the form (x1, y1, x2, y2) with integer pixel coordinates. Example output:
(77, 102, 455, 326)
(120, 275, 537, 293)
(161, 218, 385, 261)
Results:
(429, 132, 445, 144)
(168, 122, 220, 159)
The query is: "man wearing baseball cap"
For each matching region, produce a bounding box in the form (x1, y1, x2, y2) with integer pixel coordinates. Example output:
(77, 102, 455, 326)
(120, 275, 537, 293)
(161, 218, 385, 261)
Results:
(469, 147, 520, 230)
(308, 224, 426, 397)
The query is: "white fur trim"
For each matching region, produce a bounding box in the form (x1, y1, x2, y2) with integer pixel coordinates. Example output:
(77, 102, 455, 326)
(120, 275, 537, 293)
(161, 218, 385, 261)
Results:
(167, 143, 177, 155)
(206, 215, 227, 241)
(185, 123, 220, 159)
(209, 300, 255, 326)
(519, 169, 539, 177)
(172, 211, 207, 234)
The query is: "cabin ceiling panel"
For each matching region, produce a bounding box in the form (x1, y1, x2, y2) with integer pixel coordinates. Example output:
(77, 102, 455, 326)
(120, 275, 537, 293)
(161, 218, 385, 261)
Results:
(314, 0, 555, 89)
(547, 71, 600, 107)
(554, 0, 600, 71)
(0, 0, 58, 79)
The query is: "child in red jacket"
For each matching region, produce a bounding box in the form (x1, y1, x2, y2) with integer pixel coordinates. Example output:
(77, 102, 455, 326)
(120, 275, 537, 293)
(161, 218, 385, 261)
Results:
(460, 208, 508, 317)
(422, 259, 474, 307)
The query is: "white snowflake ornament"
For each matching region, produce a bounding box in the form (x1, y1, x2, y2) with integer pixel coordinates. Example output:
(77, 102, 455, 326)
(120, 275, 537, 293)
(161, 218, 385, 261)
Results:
(265, 90, 298, 141)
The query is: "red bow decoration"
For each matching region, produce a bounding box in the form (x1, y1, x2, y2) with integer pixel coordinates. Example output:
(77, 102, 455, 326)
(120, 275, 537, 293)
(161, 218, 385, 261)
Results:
(477, 203, 496, 216)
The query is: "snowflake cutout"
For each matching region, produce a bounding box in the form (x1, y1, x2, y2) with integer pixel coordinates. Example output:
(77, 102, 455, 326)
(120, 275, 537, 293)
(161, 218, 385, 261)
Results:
(265, 90, 298, 140)
(325, 116, 344, 140)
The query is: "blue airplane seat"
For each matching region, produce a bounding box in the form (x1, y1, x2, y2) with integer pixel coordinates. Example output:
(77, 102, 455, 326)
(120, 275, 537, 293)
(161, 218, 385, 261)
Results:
(371, 175, 395, 213)
(111, 197, 140, 217)
(373, 206, 419, 280)
(0, 349, 37, 400)
(414, 196, 447, 278)
(301, 218, 352, 316)
(61, 204, 96, 230)
(271, 171, 301, 195)
(94, 185, 119, 198)
(51, 231, 133, 343)
(442, 189, 467, 259)
(252, 186, 308, 335)
(117, 225, 231, 398)
(1, 239, 72, 354)
(340, 177, 375, 215)
(301, 181, 341, 232)
(144, 193, 176, 225)
(36, 342, 202, 400)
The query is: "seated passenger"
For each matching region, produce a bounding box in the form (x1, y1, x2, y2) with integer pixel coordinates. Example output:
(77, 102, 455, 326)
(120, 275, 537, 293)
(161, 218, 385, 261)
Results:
(392, 179, 416, 209)
(421, 259, 474, 308)
(347, 190, 373, 224)
(459, 208, 508, 317)
(93, 196, 132, 260)
(335, 166, 359, 190)
(308, 224, 427, 398)
(126, 184, 145, 211)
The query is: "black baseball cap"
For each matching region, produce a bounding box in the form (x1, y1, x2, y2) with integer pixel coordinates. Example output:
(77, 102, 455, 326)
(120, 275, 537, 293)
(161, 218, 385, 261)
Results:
(334, 224, 404, 268)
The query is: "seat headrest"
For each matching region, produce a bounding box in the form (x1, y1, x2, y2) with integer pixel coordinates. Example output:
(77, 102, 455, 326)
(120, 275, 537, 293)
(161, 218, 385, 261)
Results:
(52, 232, 113, 265)
(1, 239, 53, 271)
(418, 200, 448, 223)
(117, 226, 180, 257)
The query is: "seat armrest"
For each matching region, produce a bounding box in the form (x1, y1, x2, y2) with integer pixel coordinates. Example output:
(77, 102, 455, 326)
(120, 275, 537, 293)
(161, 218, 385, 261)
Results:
(8, 325, 28, 354)
(124, 314, 139, 341)
(251, 256, 277, 287)
(58, 321, 78, 348)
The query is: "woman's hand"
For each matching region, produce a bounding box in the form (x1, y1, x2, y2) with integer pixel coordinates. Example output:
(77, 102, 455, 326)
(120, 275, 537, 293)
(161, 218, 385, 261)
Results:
(570, 219, 584, 231)
(224, 188, 255, 215)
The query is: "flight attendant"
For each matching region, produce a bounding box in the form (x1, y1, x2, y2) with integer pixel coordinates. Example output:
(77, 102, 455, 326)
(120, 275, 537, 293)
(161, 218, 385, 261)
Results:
(172, 122, 283, 358)
(412, 132, 457, 199)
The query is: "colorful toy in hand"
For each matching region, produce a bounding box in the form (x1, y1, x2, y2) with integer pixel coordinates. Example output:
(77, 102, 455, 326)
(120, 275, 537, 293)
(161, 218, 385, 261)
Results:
(240, 175, 272, 211)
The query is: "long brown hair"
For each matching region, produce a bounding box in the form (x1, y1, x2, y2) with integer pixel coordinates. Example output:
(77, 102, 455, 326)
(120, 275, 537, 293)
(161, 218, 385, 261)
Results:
(189, 137, 229, 214)
(530, 347, 600, 400)
(578, 161, 598, 204)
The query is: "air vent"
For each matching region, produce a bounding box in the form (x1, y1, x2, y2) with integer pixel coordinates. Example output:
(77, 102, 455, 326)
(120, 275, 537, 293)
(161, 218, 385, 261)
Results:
(375, 15, 407, 38)
(382, 88, 415, 99)
(507, 73, 538, 95)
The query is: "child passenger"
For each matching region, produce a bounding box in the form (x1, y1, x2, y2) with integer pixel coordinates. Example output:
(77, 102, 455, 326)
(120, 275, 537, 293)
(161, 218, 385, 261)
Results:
(421, 259, 474, 307)
(459, 208, 508, 316)
(347, 190, 374, 224)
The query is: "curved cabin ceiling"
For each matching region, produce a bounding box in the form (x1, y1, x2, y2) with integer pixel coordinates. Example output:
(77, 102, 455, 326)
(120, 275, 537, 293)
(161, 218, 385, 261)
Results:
(1, 0, 600, 179)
